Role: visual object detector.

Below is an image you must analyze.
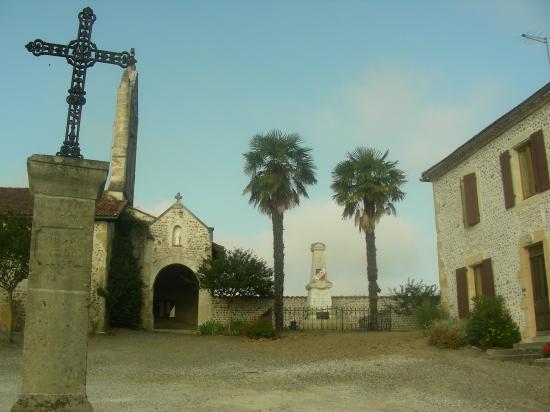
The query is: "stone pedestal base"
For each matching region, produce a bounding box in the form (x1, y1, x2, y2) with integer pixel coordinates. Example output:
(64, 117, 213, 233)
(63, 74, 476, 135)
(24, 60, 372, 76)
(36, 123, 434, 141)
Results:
(11, 155, 109, 412)
(12, 394, 93, 412)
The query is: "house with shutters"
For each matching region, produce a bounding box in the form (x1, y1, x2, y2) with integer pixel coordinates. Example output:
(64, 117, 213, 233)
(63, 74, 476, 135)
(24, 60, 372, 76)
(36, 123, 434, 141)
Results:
(421, 82, 550, 339)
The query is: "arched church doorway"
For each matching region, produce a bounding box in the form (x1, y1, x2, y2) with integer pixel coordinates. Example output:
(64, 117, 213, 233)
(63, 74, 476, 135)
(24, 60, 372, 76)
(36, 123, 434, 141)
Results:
(153, 264, 199, 329)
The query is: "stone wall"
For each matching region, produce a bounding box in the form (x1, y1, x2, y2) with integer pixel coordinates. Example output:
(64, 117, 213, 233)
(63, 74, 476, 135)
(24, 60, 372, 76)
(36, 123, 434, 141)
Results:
(0, 279, 27, 332)
(89, 221, 115, 333)
(141, 202, 213, 330)
(431, 101, 550, 337)
(210, 295, 416, 331)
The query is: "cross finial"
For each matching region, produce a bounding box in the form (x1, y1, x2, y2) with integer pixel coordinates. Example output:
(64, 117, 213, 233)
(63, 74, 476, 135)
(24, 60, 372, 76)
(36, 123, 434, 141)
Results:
(25, 7, 136, 158)
(175, 192, 182, 203)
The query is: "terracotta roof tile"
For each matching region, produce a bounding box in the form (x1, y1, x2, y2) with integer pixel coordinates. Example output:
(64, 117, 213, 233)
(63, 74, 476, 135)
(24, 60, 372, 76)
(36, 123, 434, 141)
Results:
(0, 187, 126, 219)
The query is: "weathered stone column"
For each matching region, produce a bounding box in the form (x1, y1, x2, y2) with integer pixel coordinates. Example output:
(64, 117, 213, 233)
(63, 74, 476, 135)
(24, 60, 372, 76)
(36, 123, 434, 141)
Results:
(12, 155, 109, 412)
(306, 242, 333, 310)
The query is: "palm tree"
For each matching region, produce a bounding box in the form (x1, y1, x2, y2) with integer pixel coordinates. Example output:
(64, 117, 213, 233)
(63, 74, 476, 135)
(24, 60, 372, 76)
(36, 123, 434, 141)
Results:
(331, 148, 406, 324)
(243, 130, 317, 331)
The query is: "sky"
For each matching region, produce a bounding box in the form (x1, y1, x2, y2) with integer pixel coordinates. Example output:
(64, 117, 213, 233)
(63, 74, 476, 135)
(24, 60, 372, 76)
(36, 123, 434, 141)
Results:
(1, 0, 549, 296)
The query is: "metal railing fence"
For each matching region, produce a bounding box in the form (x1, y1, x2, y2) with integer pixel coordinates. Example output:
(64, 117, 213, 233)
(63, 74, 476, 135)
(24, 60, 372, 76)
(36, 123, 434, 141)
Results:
(284, 307, 392, 331)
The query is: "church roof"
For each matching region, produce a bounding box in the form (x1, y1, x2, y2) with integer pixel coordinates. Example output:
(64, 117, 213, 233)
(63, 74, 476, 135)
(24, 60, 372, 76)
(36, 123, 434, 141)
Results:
(0, 187, 127, 220)
(421, 82, 550, 182)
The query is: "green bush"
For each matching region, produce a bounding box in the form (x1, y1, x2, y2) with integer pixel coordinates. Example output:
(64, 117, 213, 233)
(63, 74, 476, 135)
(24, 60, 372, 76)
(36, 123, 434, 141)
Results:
(243, 318, 275, 339)
(466, 295, 521, 349)
(390, 278, 440, 316)
(227, 320, 246, 336)
(198, 320, 226, 335)
(428, 319, 467, 349)
(106, 212, 147, 329)
(416, 298, 448, 330)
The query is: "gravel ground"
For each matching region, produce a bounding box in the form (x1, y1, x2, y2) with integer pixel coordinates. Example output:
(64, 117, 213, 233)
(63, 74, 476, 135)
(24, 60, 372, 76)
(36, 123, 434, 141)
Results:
(1, 330, 549, 411)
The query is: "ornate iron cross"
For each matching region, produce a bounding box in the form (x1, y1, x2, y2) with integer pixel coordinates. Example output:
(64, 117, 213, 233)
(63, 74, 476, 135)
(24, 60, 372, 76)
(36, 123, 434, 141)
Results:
(25, 7, 136, 158)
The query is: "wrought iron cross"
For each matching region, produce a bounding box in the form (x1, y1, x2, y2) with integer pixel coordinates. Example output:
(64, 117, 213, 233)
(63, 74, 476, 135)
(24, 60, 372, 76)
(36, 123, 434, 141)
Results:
(25, 7, 136, 158)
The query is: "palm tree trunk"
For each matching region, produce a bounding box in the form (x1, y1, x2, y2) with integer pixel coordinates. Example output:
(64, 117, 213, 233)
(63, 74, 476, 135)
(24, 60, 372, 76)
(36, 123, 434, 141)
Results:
(271, 210, 285, 332)
(6, 289, 13, 343)
(365, 229, 379, 328)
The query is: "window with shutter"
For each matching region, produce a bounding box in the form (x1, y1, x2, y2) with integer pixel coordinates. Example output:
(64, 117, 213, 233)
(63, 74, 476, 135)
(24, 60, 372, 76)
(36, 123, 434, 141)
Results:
(530, 130, 550, 193)
(456, 267, 469, 319)
(480, 258, 496, 297)
(516, 130, 550, 199)
(473, 265, 483, 297)
(517, 141, 537, 199)
(499, 151, 515, 209)
(460, 173, 480, 226)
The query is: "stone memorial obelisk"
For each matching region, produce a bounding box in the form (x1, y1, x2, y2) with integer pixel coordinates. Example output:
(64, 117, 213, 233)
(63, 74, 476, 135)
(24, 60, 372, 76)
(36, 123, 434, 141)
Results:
(13, 7, 135, 412)
(306, 242, 333, 310)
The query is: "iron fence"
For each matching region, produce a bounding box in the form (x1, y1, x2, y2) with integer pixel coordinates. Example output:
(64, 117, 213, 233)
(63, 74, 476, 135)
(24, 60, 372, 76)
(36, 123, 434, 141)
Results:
(284, 307, 392, 331)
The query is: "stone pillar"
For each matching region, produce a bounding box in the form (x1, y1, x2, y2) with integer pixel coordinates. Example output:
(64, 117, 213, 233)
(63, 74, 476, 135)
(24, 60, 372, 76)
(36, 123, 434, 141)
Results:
(309, 242, 327, 281)
(197, 289, 213, 325)
(306, 242, 333, 310)
(12, 155, 109, 412)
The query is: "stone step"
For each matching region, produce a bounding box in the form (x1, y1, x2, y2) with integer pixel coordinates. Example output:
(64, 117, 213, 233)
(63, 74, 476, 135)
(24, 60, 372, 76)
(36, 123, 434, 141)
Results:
(486, 348, 543, 362)
(487, 347, 541, 356)
(513, 341, 547, 350)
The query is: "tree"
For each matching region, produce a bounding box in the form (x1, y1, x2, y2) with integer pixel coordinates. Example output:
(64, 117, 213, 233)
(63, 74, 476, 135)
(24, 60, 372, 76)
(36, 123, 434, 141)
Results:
(243, 130, 317, 331)
(104, 212, 145, 329)
(331, 148, 406, 324)
(0, 212, 31, 342)
(390, 278, 440, 316)
(197, 248, 273, 332)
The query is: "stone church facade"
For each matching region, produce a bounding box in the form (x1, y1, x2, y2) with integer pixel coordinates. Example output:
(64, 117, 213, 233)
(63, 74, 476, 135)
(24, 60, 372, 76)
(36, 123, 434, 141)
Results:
(0, 64, 416, 335)
(0, 64, 215, 334)
(422, 82, 550, 339)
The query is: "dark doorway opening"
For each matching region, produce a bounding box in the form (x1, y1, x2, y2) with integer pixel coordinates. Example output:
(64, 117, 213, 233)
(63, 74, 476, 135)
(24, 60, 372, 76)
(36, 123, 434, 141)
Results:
(153, 264, 198, 329)
(529, 243, 550, 331)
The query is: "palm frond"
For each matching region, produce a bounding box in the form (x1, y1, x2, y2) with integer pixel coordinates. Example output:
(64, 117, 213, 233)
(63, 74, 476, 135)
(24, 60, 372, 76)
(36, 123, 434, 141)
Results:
(331, 146, 407, 232)
(243, 130, 317, 216)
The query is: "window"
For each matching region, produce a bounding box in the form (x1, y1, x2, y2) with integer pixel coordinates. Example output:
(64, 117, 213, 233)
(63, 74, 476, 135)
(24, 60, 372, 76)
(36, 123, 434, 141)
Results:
(517, 141, 536, 199)
(501, 130, 550, 207)
(456, 259, 495, 318)
(460, 172, 480, 226)
(473, 264, 483, 297)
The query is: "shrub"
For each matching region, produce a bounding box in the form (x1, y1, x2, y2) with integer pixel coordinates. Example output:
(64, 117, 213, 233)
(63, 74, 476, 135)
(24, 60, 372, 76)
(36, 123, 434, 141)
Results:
(416, 298, 448, 330)
(466, 295, 521, 349)
(390, 278, 439, 316)
(227, 320, 246, 336)
(106, 212, 148, 329)
(243, 318, 275, 339)
(198, 320, 226, 335)
(428, 319, 467, 349)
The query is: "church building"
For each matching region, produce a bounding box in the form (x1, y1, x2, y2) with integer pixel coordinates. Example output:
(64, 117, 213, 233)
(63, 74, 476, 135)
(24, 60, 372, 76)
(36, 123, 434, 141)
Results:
(0, 64, 218, 333)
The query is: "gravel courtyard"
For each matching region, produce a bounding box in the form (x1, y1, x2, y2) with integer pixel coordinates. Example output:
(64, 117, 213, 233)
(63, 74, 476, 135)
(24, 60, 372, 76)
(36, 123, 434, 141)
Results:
(1, 330, 549, 411)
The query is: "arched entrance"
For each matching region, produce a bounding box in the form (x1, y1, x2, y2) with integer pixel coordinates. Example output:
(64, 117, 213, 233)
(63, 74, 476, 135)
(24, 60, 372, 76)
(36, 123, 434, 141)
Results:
(153, 264, 199, 329)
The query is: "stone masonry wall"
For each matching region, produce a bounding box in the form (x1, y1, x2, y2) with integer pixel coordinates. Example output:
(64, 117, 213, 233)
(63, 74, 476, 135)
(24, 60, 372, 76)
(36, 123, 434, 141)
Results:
(211, 295, 416, 331)
(89, 221, 115, 333)
(432, 101, 550, 336)
(0, 279, 27, 332)
(147, 204, 211, 275)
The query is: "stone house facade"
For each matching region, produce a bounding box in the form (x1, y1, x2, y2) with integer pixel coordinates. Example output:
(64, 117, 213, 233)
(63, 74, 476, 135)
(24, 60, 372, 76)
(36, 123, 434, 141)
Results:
(422, 82, 550, 339)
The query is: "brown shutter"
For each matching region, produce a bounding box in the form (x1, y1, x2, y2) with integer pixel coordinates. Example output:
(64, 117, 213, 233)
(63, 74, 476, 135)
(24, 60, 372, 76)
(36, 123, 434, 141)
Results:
(499, 151, 515, 209)
(530, 130, 550, 193)
(480, 258, 496, 297)
(463, 173, 480, 225)
(456, 267, 469, 318)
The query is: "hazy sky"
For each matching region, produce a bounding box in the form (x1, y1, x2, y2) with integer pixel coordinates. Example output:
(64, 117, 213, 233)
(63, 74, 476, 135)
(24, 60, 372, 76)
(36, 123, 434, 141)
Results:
(1, 0, 549, 296)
